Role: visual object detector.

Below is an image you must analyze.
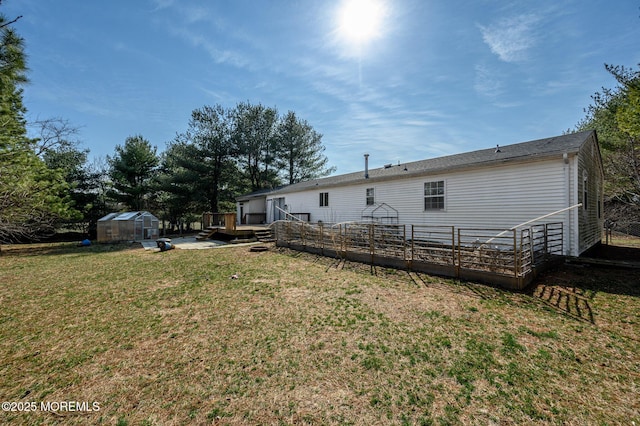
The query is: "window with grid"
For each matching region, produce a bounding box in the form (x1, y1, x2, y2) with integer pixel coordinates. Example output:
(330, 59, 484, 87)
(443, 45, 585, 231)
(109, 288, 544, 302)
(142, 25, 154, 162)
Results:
(319, 192, 329, 207)
(424, 181, 445, 210)
(366, 188, 375, 205)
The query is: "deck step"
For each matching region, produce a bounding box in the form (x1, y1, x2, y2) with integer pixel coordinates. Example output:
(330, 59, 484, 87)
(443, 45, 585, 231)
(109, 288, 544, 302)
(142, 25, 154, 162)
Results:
(254, 229, 275, 242)
(195, 226, 219, 241)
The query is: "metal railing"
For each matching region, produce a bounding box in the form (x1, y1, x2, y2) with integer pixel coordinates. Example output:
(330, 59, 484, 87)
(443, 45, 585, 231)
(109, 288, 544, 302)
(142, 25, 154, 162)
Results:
(274, 206, 307, 222)
(606, 221, 640, 238)
(272, 221, 564, 288)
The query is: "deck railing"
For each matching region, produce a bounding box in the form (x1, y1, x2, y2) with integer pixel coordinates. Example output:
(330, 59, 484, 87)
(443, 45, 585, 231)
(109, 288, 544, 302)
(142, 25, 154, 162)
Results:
(272, 221, 564, 289)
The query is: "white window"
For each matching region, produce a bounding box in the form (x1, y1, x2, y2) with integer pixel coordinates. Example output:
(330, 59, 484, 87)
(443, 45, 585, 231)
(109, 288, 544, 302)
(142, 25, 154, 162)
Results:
(366, 188, 375, 205)
(424, 181, 445, 210)
(319, 192, 329, 207)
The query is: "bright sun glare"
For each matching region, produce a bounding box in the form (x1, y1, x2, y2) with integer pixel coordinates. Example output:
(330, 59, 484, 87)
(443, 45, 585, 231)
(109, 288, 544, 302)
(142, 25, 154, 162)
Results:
(338, 0, 385, 45)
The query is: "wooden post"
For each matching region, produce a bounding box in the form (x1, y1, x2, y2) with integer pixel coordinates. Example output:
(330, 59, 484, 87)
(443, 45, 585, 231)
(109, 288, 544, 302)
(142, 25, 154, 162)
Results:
(513, 230, 518, 279)
(410, 225, 415, 266)
(224, 213, 236, 232)
(402, 225, 407, 262)
(457, 228, 461, 278)
(370, 224, 375, 265)
(451, 226, 455, 267)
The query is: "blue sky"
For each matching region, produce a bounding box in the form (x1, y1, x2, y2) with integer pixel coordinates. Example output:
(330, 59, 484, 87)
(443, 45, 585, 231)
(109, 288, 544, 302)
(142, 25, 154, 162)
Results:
(5, 0, 640, 174)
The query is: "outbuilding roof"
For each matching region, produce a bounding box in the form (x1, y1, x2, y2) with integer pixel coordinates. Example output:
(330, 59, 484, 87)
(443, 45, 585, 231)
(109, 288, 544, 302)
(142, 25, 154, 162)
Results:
(269, 130, 597, 195)
(98, 211, 157, 221)
(236, 187, 283, 202)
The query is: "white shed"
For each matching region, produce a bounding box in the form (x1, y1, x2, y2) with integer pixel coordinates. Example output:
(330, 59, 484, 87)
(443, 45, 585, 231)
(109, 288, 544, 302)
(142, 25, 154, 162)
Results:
(262, 131, 604, 257)
(97, 211, 159, 243)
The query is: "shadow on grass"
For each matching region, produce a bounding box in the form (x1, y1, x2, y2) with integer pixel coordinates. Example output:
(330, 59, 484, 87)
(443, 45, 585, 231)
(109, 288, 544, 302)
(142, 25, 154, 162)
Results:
(528, 281, 596, 323)
(0, 241, 142, 257)
(538, 240, 640, 299)
(276, 243, 639, 325)
(523, 259, 640, 325)
(534, 263, 640, 296)
(584, 242, 640, 262)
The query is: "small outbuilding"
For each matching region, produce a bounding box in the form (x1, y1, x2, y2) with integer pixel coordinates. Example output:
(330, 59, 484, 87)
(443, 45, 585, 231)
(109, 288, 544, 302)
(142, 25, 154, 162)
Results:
(97, 211, 159, 243)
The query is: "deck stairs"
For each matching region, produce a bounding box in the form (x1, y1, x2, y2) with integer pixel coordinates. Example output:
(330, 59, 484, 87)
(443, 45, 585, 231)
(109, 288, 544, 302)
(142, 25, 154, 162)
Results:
(254, 228, 275, 243)
(196, 226, 219, 241)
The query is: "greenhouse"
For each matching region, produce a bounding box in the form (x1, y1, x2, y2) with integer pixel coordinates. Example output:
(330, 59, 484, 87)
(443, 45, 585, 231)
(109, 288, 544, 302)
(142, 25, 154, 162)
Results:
(97, 211, 159, 243)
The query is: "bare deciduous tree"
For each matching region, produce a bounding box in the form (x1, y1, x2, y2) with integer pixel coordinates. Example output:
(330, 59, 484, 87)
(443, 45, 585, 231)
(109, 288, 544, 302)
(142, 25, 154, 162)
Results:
(29, 116, 82, 156)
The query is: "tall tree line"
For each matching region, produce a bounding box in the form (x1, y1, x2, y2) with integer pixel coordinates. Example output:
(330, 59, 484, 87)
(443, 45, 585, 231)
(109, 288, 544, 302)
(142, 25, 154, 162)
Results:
(1, 11, 332, 240)
(0, 0, 334, 241)
(154, 102, 334, 228)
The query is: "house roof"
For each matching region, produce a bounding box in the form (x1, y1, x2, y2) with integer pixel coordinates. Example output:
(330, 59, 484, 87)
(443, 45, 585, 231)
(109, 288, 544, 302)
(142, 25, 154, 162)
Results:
(236, 186, 284, 202)
(269, 130, 597, 195)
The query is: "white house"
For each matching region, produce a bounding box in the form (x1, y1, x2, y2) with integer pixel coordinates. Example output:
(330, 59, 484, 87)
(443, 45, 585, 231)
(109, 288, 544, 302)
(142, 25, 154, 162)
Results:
(238, 131, 604, 257)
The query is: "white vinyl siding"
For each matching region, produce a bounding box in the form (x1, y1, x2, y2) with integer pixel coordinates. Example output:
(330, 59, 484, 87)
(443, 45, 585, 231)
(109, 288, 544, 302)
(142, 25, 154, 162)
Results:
(274, 160, 565, 227)
(267, 149, 603, 256)
(577, 135, 604, 254)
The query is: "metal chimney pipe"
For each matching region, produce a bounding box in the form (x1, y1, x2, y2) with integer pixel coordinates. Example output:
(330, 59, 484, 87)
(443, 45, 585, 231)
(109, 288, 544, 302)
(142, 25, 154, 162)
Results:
(364, 153, 369, 179)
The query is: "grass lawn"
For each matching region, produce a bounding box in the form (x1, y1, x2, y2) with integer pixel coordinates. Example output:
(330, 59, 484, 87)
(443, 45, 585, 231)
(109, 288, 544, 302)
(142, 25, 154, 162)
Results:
(0, 239, 638, 425)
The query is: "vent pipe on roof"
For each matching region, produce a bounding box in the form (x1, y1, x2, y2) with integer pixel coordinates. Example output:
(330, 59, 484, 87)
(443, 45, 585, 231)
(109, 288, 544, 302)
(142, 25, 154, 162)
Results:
(364, 153, 369, 179)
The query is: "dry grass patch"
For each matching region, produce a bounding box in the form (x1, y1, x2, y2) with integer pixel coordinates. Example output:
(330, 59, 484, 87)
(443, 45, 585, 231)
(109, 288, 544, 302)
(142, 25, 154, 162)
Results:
(0, 242, 638, 425)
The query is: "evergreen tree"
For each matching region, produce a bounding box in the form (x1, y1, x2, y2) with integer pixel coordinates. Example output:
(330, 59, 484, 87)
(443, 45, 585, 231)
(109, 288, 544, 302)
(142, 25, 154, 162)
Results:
(161, 105, 237, 215)
(107, 135, 159, 211)
(232, 101, 281, 191)
(43, 145, 107, 237)
(276, 110, 335, 184)
(0, 10, 77, 242)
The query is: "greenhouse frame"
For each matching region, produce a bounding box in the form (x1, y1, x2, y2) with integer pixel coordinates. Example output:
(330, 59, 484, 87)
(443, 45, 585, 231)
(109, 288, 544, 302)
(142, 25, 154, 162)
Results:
(97, 211, 159, 243)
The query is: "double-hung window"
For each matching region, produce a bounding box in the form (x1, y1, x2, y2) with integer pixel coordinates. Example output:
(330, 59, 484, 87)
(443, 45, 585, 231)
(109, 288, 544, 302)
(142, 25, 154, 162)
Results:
(424, 181, 445, 210)
(366, 188, 375, 205)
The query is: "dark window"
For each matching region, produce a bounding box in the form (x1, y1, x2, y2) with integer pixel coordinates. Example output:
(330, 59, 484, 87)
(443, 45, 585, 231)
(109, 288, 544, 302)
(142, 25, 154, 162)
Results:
(424, 181, 445, 210)
(583, 173, 588, 211)
(319, 192, 329, 207)
(366, 188, 375, 205)
(598, 196, 602, 218)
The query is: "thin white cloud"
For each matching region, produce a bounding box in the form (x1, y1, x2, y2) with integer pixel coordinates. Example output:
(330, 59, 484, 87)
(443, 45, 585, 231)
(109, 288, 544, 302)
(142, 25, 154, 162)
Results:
(182, 6, 211, 24)
(402, 120, 435, 127)
(150, 3, 264, 71)
(150, 0, 174, 12)
(474, 64, 504, 98)
(478, 14, 540, 62)
(170, 27, 251, 68)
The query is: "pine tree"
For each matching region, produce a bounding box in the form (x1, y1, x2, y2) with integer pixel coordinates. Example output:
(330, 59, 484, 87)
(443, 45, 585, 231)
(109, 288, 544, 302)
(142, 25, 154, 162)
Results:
(0, 11, 77, 243)
(161, 105, 237, 215)
(276, 111, 335, 184)
(107, 135, 159, 211)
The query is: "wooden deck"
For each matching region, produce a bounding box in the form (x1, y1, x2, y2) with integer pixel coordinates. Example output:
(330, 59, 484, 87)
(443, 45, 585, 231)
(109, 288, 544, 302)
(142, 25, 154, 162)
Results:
(196, 225, 272, 242)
